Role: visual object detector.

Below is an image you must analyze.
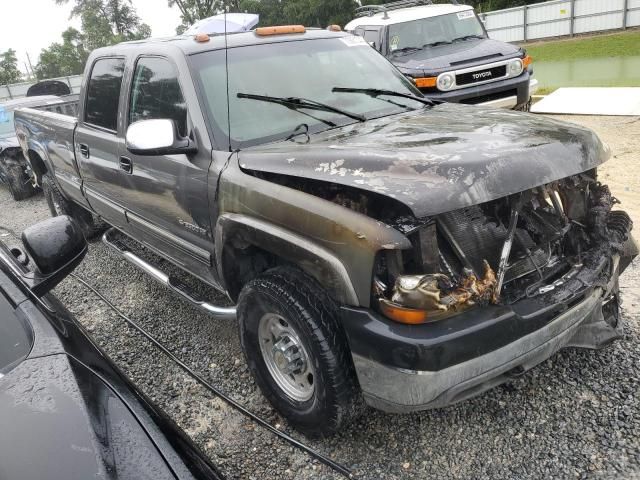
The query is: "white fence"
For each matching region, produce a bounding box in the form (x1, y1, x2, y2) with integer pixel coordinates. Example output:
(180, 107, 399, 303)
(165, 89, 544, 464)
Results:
(482, 0, 640, 42)
(0, 74, 83, 102)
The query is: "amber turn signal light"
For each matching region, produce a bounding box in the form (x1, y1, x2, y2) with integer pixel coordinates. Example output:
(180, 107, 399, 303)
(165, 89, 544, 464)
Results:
(414, 77, 437, 89)
(523, 55, 533, 68)
(194, 33, 210, 43)
(379, 298, 429, 325)
(256, 25, 306, 36)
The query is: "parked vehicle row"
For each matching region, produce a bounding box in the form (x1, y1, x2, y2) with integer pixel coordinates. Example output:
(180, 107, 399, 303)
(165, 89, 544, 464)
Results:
(10, 21, 635, 438)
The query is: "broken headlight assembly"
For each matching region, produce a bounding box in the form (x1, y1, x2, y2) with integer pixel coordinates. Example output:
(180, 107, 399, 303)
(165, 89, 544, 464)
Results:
(373, 172, 633, 325)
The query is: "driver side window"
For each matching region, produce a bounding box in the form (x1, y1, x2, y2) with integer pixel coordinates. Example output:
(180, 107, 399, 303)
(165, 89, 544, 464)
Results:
(129, 57, 188, 137)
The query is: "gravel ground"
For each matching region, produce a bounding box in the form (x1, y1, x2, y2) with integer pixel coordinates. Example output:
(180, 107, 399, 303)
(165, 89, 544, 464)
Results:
(1, 114, 639, 479)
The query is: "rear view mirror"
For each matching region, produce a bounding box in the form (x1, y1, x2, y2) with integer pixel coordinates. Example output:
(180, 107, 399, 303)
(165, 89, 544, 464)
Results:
(126, 119, 198, 156)
(0, 216, 88, 296)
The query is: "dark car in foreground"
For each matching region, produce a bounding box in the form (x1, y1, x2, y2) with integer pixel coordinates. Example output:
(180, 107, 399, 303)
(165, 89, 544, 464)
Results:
(13, 27, 635, 436)
(0, 94, 78, 200)
(0, 216, 223, 480)
(345, 1, 537, 109)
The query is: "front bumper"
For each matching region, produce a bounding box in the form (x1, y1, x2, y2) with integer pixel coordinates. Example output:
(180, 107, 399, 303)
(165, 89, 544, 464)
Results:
(419, 71, 535, 109)
(342, 265, 622, 413)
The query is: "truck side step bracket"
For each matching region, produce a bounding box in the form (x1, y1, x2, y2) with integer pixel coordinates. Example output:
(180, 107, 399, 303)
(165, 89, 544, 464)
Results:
(102, 228, 236, 320)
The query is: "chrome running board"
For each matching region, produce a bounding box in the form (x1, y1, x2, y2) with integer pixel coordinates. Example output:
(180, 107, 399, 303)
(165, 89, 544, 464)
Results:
(102, 228, 236, 320)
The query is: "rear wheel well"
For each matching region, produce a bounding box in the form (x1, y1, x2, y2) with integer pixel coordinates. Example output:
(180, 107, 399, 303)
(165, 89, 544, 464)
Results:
(28, 150, 47, 185)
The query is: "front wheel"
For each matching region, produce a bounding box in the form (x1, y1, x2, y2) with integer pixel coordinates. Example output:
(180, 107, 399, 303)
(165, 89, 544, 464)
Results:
(42, 172, 107, 239)
(238, 266, 363, 437)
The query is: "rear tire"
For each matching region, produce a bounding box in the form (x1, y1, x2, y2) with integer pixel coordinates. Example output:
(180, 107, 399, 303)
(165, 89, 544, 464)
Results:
(2, 161, 37, 201)
(238, 266, 363, 437)
(42, 172, 107, 239)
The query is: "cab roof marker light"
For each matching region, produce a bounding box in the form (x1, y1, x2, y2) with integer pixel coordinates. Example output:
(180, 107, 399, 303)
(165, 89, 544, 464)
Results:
(194, 33, 210, 43)
(255, 25, 306, 36)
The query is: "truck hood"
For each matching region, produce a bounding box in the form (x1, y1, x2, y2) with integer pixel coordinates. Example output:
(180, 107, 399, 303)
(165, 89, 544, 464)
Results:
(391, 38, 520, 74)
(238, 103, 609, 218)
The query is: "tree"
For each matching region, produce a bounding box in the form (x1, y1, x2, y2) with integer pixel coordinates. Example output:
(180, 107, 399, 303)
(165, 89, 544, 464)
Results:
(55, 0, 151, 49)
(35, 28, 88, 79)
(0, 49, 22, 85)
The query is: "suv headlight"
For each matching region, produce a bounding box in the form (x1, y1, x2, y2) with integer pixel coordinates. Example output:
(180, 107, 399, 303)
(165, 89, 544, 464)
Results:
(508, 58, 524, 77)
(437, 72, 455, 91)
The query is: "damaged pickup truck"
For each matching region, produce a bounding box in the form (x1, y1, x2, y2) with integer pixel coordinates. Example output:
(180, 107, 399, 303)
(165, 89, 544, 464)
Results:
(13, 26, 636, 436)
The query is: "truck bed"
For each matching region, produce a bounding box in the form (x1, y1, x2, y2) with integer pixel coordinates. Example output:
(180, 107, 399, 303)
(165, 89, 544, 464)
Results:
(13, 105, 87, 208)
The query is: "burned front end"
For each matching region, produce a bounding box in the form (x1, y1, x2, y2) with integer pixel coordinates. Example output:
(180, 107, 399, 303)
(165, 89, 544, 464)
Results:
(342, 171, 636, 412)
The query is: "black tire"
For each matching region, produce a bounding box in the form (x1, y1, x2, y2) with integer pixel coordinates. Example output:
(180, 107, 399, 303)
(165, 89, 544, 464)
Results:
(42, 172, 107, 239)
(3, 161, 37, 201)
(238, 266, 363, 437)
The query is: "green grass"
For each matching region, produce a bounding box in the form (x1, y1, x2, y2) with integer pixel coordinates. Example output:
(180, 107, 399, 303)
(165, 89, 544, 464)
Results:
(522, 30, 640, 63)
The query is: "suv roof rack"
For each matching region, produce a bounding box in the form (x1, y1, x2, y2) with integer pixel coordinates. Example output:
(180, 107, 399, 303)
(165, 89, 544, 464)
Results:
(355, 0, 460, 19)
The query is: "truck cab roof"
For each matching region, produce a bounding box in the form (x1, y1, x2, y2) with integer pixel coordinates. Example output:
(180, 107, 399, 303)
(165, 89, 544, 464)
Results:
(93, 28, 350, 58)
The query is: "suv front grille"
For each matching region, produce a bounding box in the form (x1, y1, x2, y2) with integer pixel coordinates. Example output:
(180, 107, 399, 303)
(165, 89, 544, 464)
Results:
(456, 65, 507, 86)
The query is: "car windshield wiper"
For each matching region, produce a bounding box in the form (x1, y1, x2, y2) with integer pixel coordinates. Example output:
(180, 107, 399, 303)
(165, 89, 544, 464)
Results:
(390, 46, 423, 56)
(452, 34, 485, 42)
(332, 87, 434, 106)
(422, 40, 452, 48)
(236, 93, 366, 123)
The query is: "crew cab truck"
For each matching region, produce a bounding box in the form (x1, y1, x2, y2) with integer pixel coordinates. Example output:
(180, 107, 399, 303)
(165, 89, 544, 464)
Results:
(345, 0, 537, 110)
(14, 27, 636, 436)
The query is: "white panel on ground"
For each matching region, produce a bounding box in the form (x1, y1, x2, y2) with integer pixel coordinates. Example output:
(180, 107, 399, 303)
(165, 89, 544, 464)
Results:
(531, 88, 640, 115)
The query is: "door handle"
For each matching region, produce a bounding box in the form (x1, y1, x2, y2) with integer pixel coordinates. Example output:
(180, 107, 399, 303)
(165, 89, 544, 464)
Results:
(119, 156, 133, 174)
(79, 143, 90, 158)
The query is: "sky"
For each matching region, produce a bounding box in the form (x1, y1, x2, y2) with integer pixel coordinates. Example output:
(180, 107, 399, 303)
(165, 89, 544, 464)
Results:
(0, 0, 182, 74)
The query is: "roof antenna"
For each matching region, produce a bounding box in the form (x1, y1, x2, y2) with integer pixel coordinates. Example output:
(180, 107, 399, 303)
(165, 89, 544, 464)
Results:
(224, 5, 232, 152)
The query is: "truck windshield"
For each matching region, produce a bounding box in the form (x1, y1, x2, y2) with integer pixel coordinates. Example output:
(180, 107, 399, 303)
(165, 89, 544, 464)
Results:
(191, 36, 428, 149)
(0, 108, 15, 139)
(388, 10, 485, 55)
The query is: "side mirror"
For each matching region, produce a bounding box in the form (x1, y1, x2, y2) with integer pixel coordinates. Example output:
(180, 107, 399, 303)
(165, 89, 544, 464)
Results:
(0, 216, 87, 296)
(126, 119, 198, 156)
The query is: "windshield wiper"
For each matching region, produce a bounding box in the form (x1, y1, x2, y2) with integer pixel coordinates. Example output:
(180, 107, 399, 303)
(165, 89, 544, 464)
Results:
(452, 34, 485, 42)
(390, 46, 423, 56)
(422, 40, 453, 48)
(237, 93, 366, 123)
(332, 87, 434, 106)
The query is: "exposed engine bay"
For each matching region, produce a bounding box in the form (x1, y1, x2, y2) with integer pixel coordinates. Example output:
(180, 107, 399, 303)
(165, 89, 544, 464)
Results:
(371, 171, 634, 322)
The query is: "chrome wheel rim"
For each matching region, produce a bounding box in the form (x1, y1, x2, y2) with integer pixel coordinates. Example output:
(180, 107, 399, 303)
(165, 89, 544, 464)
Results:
(258, 313, 315, 402)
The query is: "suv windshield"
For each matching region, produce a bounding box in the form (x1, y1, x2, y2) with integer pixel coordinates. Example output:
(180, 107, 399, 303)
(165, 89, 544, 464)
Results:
(191, 36, 428, 149)
(388, 10, 485, 54)
(0, 107, 15, 139)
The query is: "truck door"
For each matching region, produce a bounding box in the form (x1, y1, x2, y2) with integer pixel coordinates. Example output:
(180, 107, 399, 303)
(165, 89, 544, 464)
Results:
(118, 55, 216, 284)
(75, 57, 128, 228)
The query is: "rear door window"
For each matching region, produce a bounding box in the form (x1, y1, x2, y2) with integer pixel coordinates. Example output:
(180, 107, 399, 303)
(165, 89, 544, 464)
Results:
(84, 57, 125, 132)
(129, 57, 188, 137)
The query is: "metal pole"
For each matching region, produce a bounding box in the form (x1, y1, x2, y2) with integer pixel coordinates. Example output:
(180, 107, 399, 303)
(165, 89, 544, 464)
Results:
(570, 0, 575, 36)
(523, 4, 528, 42)
(622, 0, 629, 29)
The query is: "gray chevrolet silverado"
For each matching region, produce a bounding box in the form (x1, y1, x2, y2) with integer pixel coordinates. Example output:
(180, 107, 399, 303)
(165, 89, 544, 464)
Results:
(13, 26, 636, 436)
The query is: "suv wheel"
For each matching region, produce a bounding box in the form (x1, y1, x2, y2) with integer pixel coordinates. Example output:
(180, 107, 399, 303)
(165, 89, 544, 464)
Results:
(2, 162, 37, 201)
(238, 266, 363, 437)
(42, 172, 108, 239)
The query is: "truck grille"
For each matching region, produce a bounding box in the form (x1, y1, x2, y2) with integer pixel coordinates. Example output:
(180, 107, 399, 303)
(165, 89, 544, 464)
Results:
(456, 65, 507, 86)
